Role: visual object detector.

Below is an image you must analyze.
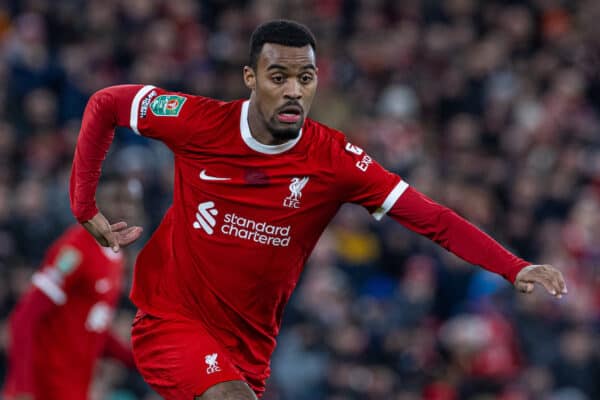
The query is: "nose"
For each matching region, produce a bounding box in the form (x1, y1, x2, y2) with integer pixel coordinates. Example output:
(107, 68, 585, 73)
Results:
(283, 79, 302, 100)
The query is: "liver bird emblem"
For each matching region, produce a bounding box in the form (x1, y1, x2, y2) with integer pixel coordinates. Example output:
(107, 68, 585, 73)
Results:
(288, 177, 309, 201)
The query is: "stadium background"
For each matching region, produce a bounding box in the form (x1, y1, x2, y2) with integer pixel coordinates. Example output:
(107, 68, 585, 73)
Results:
(0, 0, 599, 399)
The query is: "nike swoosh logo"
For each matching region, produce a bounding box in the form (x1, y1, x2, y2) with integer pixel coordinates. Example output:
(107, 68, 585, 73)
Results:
(199, 169, 231, 181)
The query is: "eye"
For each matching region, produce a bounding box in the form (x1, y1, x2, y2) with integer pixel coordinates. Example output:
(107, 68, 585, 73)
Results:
(271, 75, 285, 84)
(300, 73, 314, 84)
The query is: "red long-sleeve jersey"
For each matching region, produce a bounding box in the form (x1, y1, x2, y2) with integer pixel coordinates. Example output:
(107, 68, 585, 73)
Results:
(69, 85, 528, 384)
(2, 225, 134, 400)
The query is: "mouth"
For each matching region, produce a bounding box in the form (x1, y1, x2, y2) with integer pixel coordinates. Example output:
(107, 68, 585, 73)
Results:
(277, 105, 303, 124)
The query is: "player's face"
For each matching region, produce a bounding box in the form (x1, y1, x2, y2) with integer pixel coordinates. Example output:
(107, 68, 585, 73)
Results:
(244, 43, 318, 143)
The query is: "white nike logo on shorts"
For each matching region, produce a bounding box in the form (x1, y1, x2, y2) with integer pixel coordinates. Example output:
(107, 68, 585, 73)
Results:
(199, 169, 231, 181)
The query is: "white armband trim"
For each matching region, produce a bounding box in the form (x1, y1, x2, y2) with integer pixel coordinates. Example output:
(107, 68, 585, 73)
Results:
(130, 85, 156, 135)
(372, 180, 409, 221)
(32, 272, 67, 305)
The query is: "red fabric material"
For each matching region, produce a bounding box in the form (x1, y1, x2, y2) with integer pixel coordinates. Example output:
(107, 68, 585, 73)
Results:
(103, 331, 136, 369)
(3, 289, 55, 396)
(124, 92, 400, 386)
(70, 85, 142, 222)
(3, 226, 125, 400)
(388, 187, 529, 283)
(131, 310, 254, 398)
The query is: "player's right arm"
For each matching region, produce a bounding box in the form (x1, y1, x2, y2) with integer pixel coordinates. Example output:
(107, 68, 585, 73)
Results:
(70, 85, 210, 250)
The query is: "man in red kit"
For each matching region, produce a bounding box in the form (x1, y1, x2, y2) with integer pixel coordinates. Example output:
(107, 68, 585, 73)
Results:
(69, 20, 567, 400)
(3, 176, 141, 400)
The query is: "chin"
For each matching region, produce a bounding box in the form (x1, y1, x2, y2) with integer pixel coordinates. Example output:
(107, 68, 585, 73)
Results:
(272, 128, 301, 141)
(269, 120, 303, 141)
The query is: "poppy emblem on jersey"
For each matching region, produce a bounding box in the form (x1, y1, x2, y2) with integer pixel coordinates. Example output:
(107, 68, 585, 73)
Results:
(150, 95, 187, 117)
(283, 177, 309, 209)
(205, 353, 221, 374)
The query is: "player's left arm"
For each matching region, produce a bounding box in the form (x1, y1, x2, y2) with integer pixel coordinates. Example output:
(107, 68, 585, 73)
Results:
(103, 331, 136, 369)
(336, 139, 566, 298)
(387, 186, 567, 298)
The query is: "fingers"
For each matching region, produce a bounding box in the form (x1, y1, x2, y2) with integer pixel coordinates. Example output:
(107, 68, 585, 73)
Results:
(537, 275, 559, 297)
(110, 221, 128, 231)
(115, 226, 143, 247)
(515, 264, 568, 299)
(83, 219, 110, 247)
(107, 233, 120, 253)
(543, 266, 567, 298)
(515, 281, 534, 293)
(549, 272, 563, 297)
(83, 214, 142, 252)
(556, 271, 568, 295)
(97, 221, 120, 252)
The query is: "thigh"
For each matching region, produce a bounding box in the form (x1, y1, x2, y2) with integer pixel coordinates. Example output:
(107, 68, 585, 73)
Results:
(195, 380, 258, 400)
(131, 310, 244, 399)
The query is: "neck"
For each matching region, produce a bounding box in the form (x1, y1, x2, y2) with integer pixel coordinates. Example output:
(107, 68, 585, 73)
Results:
(247, 96, 290, 145)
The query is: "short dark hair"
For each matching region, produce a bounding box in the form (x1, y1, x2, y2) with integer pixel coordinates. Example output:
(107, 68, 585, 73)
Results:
(249, 20, 316, 69)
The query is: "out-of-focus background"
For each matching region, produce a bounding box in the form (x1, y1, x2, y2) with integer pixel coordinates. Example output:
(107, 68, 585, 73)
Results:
(0, 0, 599, 399)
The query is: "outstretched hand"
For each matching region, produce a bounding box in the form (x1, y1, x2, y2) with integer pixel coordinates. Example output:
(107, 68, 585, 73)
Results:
(82, 212, 143, 252)
(514, 264, 567, 298)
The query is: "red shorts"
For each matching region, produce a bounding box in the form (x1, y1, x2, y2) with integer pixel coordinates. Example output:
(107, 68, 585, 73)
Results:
(131, 310, 262, 399)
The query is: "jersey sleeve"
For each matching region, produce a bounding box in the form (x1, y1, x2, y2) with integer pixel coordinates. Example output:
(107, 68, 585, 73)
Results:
(70, 84, 216, 222)
(388, 187, 529, 282)
(335, 139, 407, 219)
(128, 85, 215, 150)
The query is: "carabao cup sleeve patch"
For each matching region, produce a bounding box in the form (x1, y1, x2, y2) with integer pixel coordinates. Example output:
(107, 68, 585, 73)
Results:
(150, 95, 187, 117)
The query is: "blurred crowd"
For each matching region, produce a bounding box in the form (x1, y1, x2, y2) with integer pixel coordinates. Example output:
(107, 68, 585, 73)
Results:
(0, 0, 599, 399)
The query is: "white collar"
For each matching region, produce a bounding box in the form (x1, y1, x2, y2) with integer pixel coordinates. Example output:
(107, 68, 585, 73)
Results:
(239, 100, 303, 154)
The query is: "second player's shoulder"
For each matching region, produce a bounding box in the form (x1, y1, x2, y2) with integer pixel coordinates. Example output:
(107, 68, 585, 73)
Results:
(38, 225, 89, 277)
(54, 224, 91, 250)
(61, 225, 124, 271)
(53, 225, 107, 261)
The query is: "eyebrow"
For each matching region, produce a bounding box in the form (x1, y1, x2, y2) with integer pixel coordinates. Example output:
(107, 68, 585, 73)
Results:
(266, 63, 317, 71)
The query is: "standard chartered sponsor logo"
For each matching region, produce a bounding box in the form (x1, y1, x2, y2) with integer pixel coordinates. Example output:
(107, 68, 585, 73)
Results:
(193, 202, 291, 246)
(193, 201, 218, 234)
(222, 212, 291, 247)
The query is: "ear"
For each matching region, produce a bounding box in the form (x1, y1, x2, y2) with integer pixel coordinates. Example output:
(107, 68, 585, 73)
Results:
(243, 66, 256, 91)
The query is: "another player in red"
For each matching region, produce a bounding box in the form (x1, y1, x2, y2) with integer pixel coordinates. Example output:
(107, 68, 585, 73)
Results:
(3, 176, 141, 400)
(69, 20, 567, 400)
